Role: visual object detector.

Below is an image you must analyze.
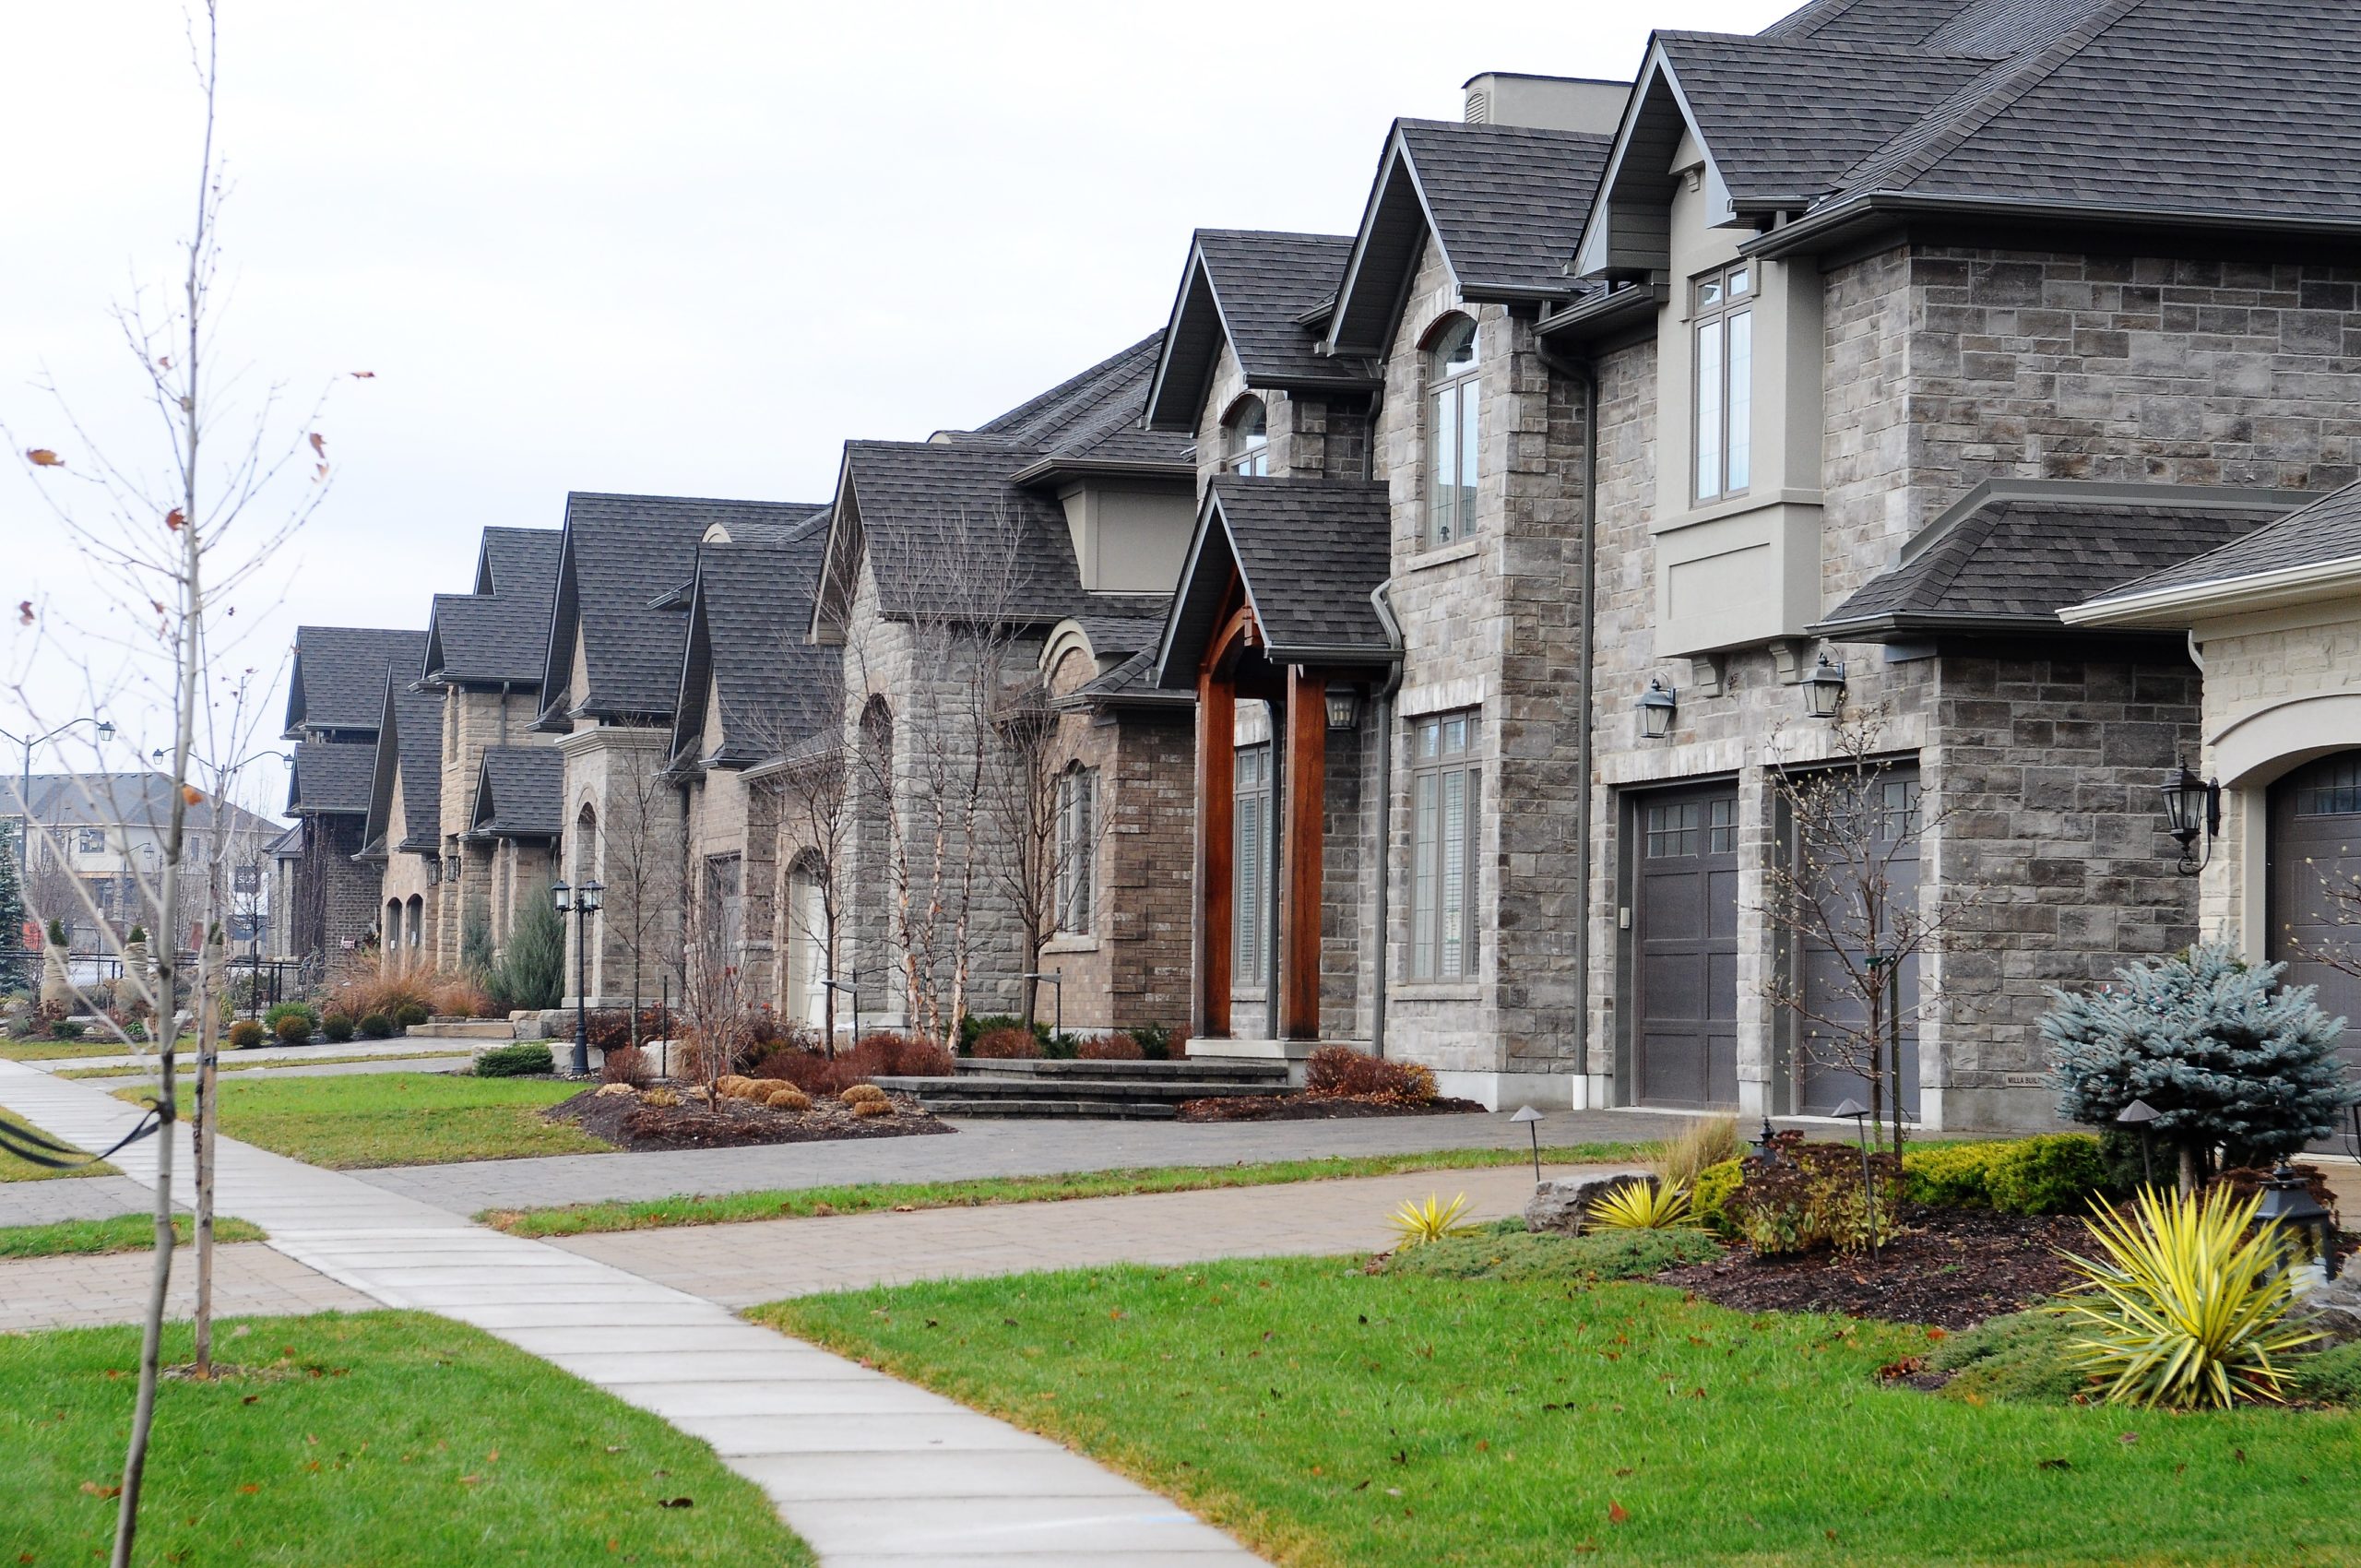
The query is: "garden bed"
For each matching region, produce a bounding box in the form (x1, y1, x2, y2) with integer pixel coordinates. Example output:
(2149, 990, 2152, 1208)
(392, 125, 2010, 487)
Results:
(1175, 1092, 1486, 1122)
(1656, 1204, 2090, 1329)
(548, 1086, 954, 1150)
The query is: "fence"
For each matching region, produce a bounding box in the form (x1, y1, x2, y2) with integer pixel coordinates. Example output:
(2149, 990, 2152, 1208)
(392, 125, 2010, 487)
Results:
(2, 949, 304, 1017)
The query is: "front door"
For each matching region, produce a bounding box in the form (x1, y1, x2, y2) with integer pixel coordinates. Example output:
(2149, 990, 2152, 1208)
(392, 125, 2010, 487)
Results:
(1631, 783, 1739, 1110)
(2268, 752, 2361, 1086)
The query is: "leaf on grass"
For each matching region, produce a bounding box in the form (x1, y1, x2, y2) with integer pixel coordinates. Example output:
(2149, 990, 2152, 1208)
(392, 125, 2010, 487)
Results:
(239, 1483, 259, 1494)
(79, 1480, 121, 1499)
(26, 448, 62, 468)
(658, 1495, 694, 1509)
(2038, 1457, 2073, 1471)
(1608, 1500, 1629, 1525)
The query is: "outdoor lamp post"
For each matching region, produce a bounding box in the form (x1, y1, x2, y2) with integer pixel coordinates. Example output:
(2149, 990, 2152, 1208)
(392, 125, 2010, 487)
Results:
(1637, 677, 1677, 740)
(821, 977, 860, 1050)
(2116, 1098, 2160, 1188)
(1751, 1116, 1784, 1166)
(2161, 758, 2221, 874)
(1832, 1097, 1880, 1265)
(1511, 1104, 1546, 1186)
(2256, 1158, 2339, 1288)
(1023, 969, 1063, 1042)
(1801, 654, 1848, 720)
(552, 878, 604, 1075)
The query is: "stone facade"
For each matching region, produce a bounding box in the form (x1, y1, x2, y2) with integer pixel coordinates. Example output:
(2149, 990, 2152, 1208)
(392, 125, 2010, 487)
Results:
(556, 721, 682, 1010)
(433, 684, 547, 968)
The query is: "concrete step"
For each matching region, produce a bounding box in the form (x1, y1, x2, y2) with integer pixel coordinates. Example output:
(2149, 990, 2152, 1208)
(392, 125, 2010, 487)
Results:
(919, 1097, 1180, 1120)
(406, 1021, 516, 1040)
(872, 1075, 1285, 1102)
(951, 1058, 1289, 1084)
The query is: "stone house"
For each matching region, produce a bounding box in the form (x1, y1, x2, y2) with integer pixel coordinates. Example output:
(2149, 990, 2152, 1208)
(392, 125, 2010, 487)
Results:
(282, 625, 427, 969)
(1151, 1, 2361, 1127)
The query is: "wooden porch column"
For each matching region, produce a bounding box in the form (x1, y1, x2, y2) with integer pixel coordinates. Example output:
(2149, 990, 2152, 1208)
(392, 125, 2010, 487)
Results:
(1194, 665, 1236, 1038)
(1280, 664, 1326, 1040)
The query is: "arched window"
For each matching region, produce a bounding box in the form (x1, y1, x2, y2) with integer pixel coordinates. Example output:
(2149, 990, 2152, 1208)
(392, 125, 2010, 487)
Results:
(385, 899, 403, 975)
(1224, 398, 1270, 478)
(406, 895, 424, 971)
(1424, 316, 1480, 546)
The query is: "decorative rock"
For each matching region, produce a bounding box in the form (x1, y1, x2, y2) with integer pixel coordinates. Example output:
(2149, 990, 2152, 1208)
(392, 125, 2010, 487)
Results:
(594, 1083, 637, 1099)
(1525, 1174, 1649, 1235)
(2291, 1269, 2361, 1347)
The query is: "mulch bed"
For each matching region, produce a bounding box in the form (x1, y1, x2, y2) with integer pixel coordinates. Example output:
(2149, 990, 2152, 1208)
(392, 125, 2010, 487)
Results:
(547, 1087, 955, 1151)
(1653, 1205, 2089, 1330)
(1176, 1093, 1488, 1123)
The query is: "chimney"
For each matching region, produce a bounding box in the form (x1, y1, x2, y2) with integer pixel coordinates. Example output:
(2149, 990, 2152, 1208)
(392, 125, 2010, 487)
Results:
(1462, 72, 1629, 137)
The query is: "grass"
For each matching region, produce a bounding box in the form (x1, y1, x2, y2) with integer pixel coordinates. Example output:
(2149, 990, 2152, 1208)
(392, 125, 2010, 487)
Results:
(479, 1142, 1653, 1238)
(0, 1036, 187, 1063)
(0, 1212, 267, 1259)
(0, 1107, 118, 1182)
(760, 1254, 2361, 1567)
(0, 1310, 813, 1566)
(114, 1073, 606, 1169)
(59, 1049, 481, 1080)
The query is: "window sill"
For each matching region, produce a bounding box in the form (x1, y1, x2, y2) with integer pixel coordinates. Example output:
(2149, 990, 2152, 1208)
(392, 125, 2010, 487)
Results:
(1042, 935, 1101, 956)
(1649, 487, 1822, 538)
(1402, 539, 1481, 574)
(1390, 981, 1482, 1001)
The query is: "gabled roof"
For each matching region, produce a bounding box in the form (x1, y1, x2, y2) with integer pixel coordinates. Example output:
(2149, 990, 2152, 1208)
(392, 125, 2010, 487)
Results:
(1326, 119, 1611, 356)
(425, 526, 563, 687)
(469, 746, 564, 840)
(476, 527, 564, 598)
(361, 669, 446, 856)
(669, 513, 841, 771)
(1144, 231, 1370, 431)
(2067, 480, 2361, 625)
(287, 741, 377, 817)
(1814, 481, 2307, 639)
(282, 627, 427, 739)
(10, 772, 279, 837)
(1154, 477, 1396, 687)
(537, 493, 819, 727)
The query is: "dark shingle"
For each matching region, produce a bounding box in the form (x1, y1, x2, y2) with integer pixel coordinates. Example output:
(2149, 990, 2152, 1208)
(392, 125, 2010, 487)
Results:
(387, 679, 445, 853)
(674, 515, 841, 768)
(283, 627, 427, 737)
(1157, 478, 1394, 686)
(470, 746, 564, 839)
(476, 527, 564, 600)
(2080, 481, 2361, 607)
(288, 742, 377, 816)
(1394, 121, 1612, 295)
(10, 773, 277, 837)
(427, 527, 564, 686)
(1148, 233, 1369, 428)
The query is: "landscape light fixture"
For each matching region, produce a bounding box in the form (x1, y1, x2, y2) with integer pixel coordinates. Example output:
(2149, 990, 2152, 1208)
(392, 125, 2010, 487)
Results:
(2115, 1098, 2159, 1188)
(2161, 759, 2221, 875)
(551, 879, 606, 1075)
(1801, 654, 1848, 720)
(1022, 968, 1064, 1041)
(1831, 1096, 1880, 1265)
(2256, 1158, 2338, 1288)
(1323, 684, 1361, 731)
(1751, 1115, 1784, 1166)
(1637, 677, 1678, 740)
(1511, 1104, 1546, 1186)
(821, 976, 860, 1047)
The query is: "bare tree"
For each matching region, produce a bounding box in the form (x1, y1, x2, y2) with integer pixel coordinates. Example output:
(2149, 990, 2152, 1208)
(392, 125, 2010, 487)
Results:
(599, 747, 684, 1048)
(1757, 708, 1982, 1158)
(984, 679, 1115, 1031)
(3, 6, 341, 1556)
(675, 867, 754, 1097)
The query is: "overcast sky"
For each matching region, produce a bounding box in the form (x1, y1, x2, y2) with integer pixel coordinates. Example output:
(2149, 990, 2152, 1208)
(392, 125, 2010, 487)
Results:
(2, 0, 1793, 814)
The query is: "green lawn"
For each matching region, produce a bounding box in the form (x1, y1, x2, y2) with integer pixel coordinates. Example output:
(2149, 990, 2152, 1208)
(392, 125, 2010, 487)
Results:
(0, 1213, 267, 1259)
(1, 1036, 185, 1063)
(760, 1255, 2361, 1568)
(481, 1143, 1652, 1238)
(115, 1073, 607, 1169)
(0, 1310, 811, 1566)
(60, 1049, 481, 1080)
(0, 1107, 118, 1182)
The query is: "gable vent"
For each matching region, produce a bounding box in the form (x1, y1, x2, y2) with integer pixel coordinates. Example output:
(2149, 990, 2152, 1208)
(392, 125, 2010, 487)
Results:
(1464, 89, 1489, 123)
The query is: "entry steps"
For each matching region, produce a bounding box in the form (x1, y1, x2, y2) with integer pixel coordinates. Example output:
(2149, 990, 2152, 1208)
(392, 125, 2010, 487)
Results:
(870, 1056, 1291, 1120)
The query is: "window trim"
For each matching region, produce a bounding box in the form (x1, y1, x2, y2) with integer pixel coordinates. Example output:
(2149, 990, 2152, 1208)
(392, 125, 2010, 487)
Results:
(1691, 262, 1754, 506)
(1223, 397, 1271, 478)
(1423, 316, 1481, 548)
(1407, 711, 1481, 981)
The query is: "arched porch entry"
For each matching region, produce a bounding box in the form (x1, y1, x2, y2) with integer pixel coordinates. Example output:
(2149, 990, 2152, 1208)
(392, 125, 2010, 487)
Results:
(2267, 749, 2361, 1081)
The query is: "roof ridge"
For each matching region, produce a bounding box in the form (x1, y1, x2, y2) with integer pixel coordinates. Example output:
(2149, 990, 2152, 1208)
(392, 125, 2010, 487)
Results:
(1198, 226, 1355, 244)
(970, 334, 1162, 437)
(1827, 0, 2145, 197)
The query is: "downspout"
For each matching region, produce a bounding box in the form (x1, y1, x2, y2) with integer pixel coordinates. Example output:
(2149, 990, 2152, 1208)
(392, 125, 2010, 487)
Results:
(1536, 336, 1599, 1104)
(1368, 582, 1405, 1058)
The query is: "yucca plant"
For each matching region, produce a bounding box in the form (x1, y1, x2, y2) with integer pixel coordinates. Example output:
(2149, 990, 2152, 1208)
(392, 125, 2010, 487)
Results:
(2057, 1184, 2321, 1409)
(1388, 1191, 1477, 1251)
(1588, 1178, 1696, 1231)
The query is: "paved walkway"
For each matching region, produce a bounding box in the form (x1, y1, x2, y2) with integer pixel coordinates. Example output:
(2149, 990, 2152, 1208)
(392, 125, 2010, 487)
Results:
(0, 1241, 373, 1331)
(0, 1058, 1264, 1565)
(555, 1161, 1604, 1305)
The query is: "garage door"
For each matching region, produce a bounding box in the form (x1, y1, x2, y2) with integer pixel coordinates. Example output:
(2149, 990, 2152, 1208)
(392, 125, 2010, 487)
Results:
(1794, 765, 1923, 1119)
(1632, 783, 1739, 1110)
(2268, 752, 2361, 1086)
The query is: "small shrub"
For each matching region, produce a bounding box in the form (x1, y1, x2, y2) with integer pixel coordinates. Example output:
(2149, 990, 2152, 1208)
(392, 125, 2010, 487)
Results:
(960, 1014, 1041, 1054)
(1129, 1021, 1174, 1061)
(765, 1087, 812, 1111)
(49, 1019, 85, 1041)
(1651, 1114, 1739, 1192)
(1901, 1141, 2010, 1208)
(850, 1098, 893, 1118)
(1588, 1177, 1695, 1231)
(2286, 1339, 2361, 1406)
(1691, 1158, 1745, 1238)
(357, 1013, 394, 1039)
(1928, 1308, 2093, 1405)
(973, 1026, 1042, 1060)
(227, 1018, 266, 1050)
(1388, 1192, 1477, 1251)
(1733, 1143, 1900, 1256)
(600, 1046, 653, 1087)
(393, 1002, 432, 1029)
(840, 1083, 889, 1107)
(273, 1014, 313, 1045)
(477, 1041, 555, 1078)
(1987, 1133, 2109, 1215)
(752, 1035, 954, 1096)
(1386, 1227, 1719, 1282)
(320, 1014, 356, 1044)
(1077, 1032, 1144, 1061)
(429, 977, 495, 1020)
(2058, 1184, 2320, 1408)
(265, 1001, 318, 1032)
(1306, 1045, 1436, 1105)
(641, 1086, 681, 1109)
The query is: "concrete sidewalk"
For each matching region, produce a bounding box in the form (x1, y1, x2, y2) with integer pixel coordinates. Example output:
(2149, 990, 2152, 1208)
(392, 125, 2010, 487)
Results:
(0, 1057, 1264, 1566)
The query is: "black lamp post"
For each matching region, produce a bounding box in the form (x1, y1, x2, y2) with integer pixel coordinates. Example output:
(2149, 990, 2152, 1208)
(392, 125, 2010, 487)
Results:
(2116, 1098, 2159, 1189)
(1511, 1104, 1546, 1185)
(2257, 1158, 2339, 1286)
(2161, 758, 2221, 875)
(822, 976, 860, 1051)
(1023, 968, 1063, 1042)
(1832, 1096, 1880, 1264)
(1751, 1115, 1784, 1166)
(1637, 678, 1677, 741)
(552, 878, 603, 1075)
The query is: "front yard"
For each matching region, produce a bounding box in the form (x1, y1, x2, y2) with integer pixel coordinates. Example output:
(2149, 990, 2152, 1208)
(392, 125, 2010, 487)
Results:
(762, 1253, 2361, 1567)
(116, 1073, 606, 1168)
(0, 1107, 115, 1182)
(0, 1310, 811, 1566)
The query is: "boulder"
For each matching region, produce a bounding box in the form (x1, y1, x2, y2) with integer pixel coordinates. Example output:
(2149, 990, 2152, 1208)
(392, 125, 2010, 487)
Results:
(2292, 1268, 2361, 1347)
(1525, 1173, 1650, 1235)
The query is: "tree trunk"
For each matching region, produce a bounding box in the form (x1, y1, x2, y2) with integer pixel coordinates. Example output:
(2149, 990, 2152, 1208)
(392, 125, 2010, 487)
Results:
(192, 929, 224, 1377)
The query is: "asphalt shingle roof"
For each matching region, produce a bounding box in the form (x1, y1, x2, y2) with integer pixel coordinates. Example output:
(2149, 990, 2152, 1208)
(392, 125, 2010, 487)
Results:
(1394, 120, 1612, 295)
(427, 527, 564, 686)
(384, 678, 446, 854)
(1147, 232, 1368, 429)
(288, 742, 377, 816)
(676, 514, 841, 768)
(283, 627, 427, 737)
(2080, 481, 2361, 606)
(9, 773, 278, 836)
(1157, 478, 1394, 685)
(470, 746, 564, 839)
(478, 527, 563, 599)
(1816, 484, 2299, 635)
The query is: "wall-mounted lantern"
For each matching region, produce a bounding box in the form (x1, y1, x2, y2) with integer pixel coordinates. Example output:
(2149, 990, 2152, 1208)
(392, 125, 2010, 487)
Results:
(2161, 759, 2220, 875)
(1323, 684, 1361, 731)
(1801, 654, 1848, 720)
(1637, 677, 1677, 740)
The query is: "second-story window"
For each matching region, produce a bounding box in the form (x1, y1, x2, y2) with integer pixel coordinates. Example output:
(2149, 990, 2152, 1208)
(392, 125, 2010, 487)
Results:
(1693, 262, 1753, 504)
(1225, 398, 1270, 477)
(77, 828, 106, 855)
(1425, 317, 1480, 546)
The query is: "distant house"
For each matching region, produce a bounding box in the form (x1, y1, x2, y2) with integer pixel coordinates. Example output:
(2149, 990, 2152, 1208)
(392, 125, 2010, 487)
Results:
(284, 625, 427, 968)
(8, 772, 280, 953)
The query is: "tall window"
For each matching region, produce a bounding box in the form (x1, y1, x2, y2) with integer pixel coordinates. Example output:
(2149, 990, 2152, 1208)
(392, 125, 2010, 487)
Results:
(1055, 766, 1097, 935)
(1692, 262, 1753, 503)
(1225, 398, 1270, 477)
(1409, 713, 1480, 980)
(1235, 744, 1271, 985)
(1424, 317, 1480, 546)
(704, 854, 743, 957)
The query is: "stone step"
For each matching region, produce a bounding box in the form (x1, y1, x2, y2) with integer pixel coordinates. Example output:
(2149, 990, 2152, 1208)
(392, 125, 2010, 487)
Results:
(951, 1057, 1289, 1083)
(406, 1021, 518, 1040)
(918, 1097, 1180, 1120)
(872, 1075, 1284, 1102)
